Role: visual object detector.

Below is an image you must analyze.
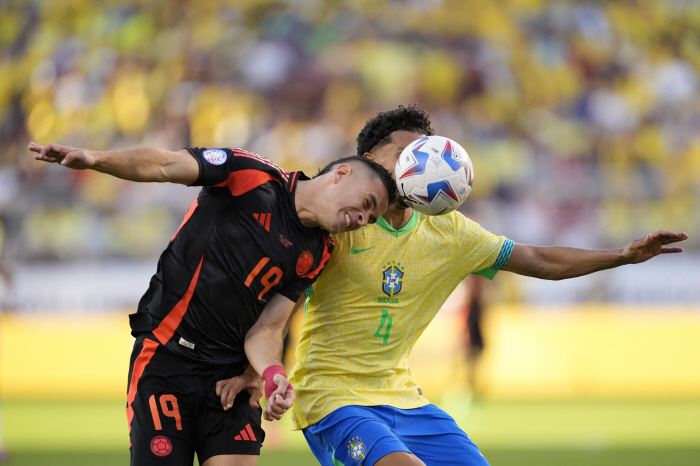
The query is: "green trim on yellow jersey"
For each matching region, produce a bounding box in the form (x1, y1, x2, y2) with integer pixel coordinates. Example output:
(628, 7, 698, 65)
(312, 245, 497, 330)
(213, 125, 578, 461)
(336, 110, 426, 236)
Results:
(375, 210, 418, 237)
(472, 238, 515, 279)
(473, 266, 498, 280)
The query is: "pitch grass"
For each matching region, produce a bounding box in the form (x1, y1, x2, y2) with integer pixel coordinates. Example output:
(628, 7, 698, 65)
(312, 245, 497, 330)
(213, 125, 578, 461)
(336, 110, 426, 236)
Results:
(3, 448, 700, 466)
(3, 399, 700, 465)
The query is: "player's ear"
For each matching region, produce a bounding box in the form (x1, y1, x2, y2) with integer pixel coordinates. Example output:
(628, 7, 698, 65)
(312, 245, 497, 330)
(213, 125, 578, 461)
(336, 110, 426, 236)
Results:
(333, 163, 351, 184)
(363, 152, 376, 162)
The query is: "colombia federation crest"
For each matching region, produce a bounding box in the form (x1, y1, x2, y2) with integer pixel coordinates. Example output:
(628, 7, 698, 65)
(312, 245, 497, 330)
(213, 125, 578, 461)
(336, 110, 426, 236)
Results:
(382, 262, 404, 297)
(347, 436, 366, 462)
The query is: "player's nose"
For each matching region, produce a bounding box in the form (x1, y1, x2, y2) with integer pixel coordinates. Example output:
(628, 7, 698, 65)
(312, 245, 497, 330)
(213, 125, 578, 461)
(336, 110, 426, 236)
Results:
(358, 212, 368, 226)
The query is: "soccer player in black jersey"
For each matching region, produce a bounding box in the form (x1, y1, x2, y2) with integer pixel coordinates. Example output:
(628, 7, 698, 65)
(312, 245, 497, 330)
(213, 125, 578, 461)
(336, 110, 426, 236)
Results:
(29, 141, 396, 466)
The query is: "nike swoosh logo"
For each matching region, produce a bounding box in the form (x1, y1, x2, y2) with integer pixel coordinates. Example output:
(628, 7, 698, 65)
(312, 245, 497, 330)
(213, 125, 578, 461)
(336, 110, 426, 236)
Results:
(350, 245, 375, 254)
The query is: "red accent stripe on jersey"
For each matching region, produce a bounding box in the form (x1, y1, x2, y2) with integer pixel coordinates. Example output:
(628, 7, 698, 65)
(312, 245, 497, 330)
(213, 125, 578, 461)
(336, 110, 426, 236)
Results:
(234, 435, 242, 440)
(245, 424, 257, 441)
(126, 338, 159, 434)
(152, 256, 204, 345)
(215, 169, 278, 196)
(253, 213, 260, 221)
(288, 172, 298, 192)
(171, 200, 198, 242)
(240, 429, 251, 441)
(302, 236, 333, 279)
(264, 213, 271, 231)
(228, 149, 288, 181)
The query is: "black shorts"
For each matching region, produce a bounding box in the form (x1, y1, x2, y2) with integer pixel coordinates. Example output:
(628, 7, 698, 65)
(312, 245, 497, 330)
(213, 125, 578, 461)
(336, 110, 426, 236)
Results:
(126, 336, 265, 465)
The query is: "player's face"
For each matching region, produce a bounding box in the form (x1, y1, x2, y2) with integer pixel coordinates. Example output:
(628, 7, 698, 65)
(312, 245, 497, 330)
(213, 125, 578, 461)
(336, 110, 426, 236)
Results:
(325, 165, 389, 234)
(368, 130, 425, 175)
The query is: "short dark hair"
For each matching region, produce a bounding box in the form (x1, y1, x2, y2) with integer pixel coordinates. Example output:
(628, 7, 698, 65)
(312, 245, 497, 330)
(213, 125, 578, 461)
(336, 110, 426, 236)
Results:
(315, 156, 397, 206)
(356, 104, 435, 156)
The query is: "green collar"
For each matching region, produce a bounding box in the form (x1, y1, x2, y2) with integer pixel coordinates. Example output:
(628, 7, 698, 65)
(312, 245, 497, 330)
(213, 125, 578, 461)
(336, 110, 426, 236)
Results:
(375, 210, 418, 237)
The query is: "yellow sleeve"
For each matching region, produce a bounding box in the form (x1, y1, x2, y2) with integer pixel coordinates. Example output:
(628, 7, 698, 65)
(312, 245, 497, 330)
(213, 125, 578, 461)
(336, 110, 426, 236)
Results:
(455, 214, 513, 279)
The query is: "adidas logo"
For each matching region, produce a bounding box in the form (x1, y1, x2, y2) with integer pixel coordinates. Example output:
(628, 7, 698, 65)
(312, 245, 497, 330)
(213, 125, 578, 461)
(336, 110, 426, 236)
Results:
(253, 213, 271, 232)
(234, 424, 257, 441)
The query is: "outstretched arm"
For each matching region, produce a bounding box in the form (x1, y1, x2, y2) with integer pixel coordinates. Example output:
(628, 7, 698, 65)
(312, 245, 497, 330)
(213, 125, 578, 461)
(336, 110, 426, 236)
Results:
(244, 292, 305, 421)
(29, 142, 199, 185)
(502, 231, 688, 280)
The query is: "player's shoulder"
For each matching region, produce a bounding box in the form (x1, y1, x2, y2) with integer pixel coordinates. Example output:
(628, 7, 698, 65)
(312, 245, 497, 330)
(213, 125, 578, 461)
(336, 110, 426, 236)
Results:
(329, 227, 365, 246)
(228, 148, 289, 180)
(417, 210, 478, 230)
(329, 223, 387, 253)
(188, 146, 291, 189)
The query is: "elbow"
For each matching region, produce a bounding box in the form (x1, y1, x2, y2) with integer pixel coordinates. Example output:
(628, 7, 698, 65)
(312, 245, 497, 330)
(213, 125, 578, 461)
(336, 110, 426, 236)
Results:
(243, 328, 258, 346)
(153, 165, 172, 183)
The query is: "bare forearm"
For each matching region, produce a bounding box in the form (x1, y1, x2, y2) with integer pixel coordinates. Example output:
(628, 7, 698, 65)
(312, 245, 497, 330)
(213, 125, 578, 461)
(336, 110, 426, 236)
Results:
(244, 326, 284, 377)
(540, 246, 628, 279)
(243, 293, 297, 376)
(502, 232, 687, 281)
(92, 147, 195, 184)
(29, 142, 198, 184)
(503, 245, 628, 280)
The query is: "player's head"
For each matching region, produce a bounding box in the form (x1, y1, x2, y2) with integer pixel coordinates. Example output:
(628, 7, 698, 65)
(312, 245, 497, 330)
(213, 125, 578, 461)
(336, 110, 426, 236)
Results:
(313, 156, 396, 234)
(356, 104, 435, 175)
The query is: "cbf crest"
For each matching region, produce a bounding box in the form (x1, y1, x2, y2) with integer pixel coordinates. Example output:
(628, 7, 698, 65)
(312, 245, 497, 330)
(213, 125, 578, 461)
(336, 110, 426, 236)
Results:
(347, 436, 366, 462)
(382, 261, 404, 297)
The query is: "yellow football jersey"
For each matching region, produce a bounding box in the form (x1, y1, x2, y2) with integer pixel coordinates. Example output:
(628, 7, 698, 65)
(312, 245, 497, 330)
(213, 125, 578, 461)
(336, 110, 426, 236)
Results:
(289, 210, 513, 430)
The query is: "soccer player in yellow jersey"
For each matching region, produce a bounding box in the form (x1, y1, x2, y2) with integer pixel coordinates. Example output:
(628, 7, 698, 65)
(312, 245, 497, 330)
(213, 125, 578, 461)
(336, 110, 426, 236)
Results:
(280, 105, 687, 466)
(215, 105, 688, 465)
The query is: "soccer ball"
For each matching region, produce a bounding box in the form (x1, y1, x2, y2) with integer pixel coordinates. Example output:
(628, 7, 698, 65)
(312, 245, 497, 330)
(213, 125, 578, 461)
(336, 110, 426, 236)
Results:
(395, 135, 474, 215)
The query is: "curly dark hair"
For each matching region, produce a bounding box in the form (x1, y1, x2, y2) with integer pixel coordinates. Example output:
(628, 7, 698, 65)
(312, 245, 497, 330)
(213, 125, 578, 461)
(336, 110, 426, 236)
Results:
(314, 155, 397, 206)
(356, 104, 435, 156)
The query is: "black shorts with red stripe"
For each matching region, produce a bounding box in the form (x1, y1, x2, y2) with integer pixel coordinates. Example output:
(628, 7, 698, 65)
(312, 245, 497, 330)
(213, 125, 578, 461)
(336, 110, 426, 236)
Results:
(127, 336, 265, 465)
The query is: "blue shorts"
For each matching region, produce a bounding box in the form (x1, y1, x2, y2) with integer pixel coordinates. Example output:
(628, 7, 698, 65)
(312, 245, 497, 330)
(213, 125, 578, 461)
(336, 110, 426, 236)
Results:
(302, 405, 489, 466)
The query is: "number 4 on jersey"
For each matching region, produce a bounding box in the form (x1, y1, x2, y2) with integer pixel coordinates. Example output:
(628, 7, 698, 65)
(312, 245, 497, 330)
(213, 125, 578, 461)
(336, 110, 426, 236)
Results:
(374, 309, 393, 344)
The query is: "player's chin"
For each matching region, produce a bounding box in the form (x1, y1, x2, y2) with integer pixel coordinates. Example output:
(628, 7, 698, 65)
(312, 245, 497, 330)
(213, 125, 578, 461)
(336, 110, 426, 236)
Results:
(331, 217, 350, 234)
(340, 223, 362, 234)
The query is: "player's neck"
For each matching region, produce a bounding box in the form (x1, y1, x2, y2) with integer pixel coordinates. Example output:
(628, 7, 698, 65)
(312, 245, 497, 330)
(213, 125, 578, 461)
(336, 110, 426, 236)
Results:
(293, 180, 319, 228)
(381, 202, 413, 230)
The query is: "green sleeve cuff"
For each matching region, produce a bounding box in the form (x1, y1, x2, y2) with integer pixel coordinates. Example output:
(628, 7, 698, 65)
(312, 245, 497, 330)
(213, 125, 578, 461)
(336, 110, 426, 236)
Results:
(473, 267, 498, 280)
(304, 286, 313, 298)
(472, 238, 514, 280)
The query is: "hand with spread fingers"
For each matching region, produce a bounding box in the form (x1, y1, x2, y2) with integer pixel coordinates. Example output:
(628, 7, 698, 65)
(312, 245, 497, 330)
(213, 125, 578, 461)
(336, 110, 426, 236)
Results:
(622, 231, 688, 264)
(29, 142, 96, 170)
(215, 364, 264, 411)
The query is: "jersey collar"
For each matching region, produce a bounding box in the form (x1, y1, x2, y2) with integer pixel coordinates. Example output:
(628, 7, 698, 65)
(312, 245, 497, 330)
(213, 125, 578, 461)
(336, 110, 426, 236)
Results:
(375, 210, 418, 237)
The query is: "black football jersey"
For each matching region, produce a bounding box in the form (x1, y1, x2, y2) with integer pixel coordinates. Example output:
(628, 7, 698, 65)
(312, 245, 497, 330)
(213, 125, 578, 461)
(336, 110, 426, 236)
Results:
(129, 147, 334, 364)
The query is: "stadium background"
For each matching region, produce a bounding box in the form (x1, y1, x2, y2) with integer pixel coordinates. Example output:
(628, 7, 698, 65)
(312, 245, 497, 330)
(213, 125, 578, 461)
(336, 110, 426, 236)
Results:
(0, 0, 699, 465)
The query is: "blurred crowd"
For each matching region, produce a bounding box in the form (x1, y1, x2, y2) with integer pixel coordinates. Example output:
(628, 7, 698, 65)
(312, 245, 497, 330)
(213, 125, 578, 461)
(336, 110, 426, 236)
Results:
(1, 0, 699, 266)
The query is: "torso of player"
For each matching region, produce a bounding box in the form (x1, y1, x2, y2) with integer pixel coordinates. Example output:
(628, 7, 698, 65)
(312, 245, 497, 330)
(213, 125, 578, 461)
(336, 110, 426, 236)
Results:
(290, 211, 506, 429)
(132, 159, 331, 365)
